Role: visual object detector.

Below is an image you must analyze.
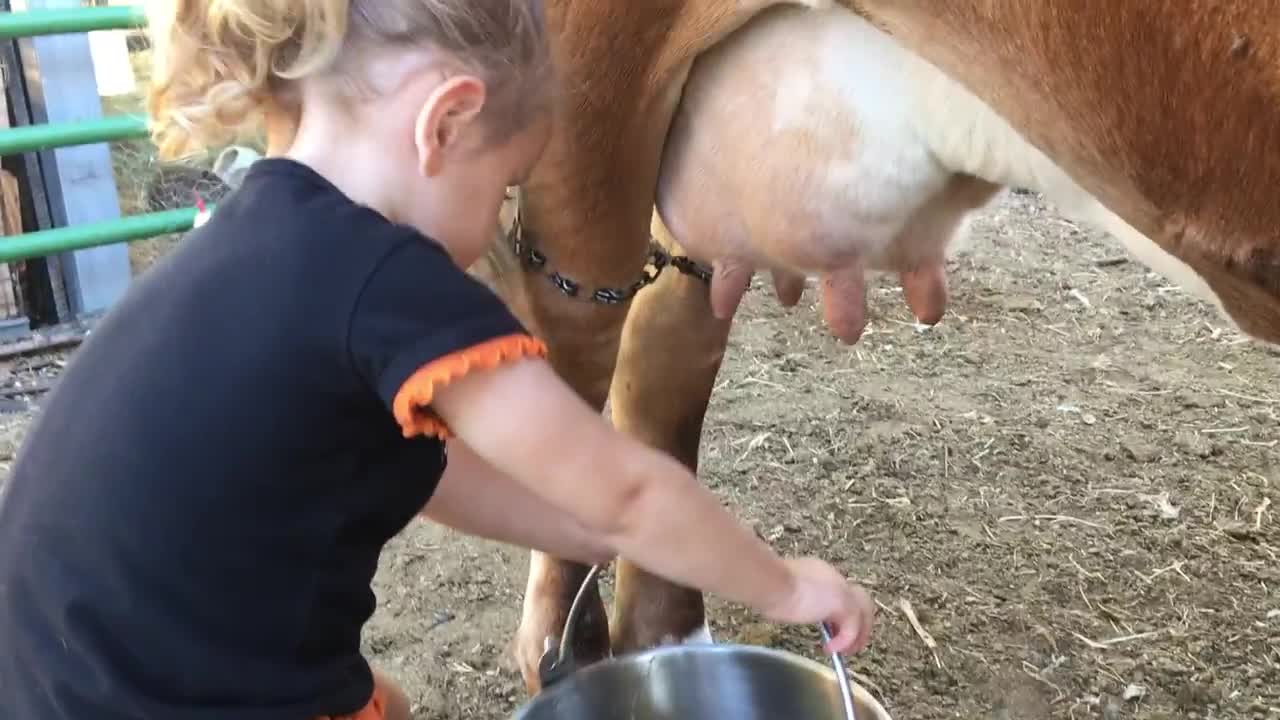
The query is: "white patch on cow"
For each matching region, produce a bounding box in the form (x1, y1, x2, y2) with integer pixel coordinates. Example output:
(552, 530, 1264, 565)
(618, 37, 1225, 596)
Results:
(660, 621, 715, 645)
(774, 8, 953, 256)
(681, 621, 715, 645)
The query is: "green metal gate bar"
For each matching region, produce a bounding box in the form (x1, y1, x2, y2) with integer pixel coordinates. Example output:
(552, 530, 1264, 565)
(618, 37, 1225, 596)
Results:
(0, 5, 212, 268)
(0, 5, 147, 40)
(0, 113, 149, 156)
(0, 206, 209, 263)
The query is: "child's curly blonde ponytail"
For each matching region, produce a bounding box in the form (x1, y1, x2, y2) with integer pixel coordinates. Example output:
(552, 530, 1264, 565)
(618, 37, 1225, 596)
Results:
(145, 0, 552, 161)
(145, 0, 348, 160)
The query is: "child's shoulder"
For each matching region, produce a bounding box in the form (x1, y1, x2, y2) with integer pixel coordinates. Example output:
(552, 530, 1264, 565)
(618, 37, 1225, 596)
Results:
(226, 158, 412, 251)
(198, 157, 457, 288)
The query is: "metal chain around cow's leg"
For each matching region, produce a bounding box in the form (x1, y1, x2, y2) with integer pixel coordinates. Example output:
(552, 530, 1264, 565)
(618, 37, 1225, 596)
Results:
(505, 193, 713, 305)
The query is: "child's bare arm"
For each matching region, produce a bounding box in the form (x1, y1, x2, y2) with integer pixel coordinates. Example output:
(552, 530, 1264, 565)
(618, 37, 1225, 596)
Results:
(350, 239, 869, 652)
(430, 357, 798, 618)
(420, 440, 615, 566)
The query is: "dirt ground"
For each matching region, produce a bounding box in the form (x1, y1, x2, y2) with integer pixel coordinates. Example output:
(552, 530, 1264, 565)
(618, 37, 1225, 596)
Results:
(1, 188, 1277, 719)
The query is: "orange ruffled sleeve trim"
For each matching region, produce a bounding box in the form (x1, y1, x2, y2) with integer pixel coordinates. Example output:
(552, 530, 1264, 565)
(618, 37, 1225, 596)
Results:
(391, 333, 547, 440)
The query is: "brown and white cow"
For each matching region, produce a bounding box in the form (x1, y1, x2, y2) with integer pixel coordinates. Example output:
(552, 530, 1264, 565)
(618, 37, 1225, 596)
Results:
(474, 0, 1280, 694)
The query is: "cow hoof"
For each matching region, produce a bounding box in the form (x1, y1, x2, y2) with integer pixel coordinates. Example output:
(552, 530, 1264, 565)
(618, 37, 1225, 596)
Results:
(513, 598, 611, 694)
(655, 621, 716, 647)
(681, 621, 715, 645)
(512, 630, 550, 694)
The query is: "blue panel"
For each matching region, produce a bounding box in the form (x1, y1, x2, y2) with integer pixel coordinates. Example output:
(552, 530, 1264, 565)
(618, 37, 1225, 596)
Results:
(23, 0, 131, 317)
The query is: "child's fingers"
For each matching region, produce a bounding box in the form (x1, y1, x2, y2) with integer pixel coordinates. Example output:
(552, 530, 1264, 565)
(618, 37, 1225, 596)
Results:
(824, 603, 874, 655)
(851, 612, 873, 653)
(822, 618, 858, 654)
(850, 601, 875, 654)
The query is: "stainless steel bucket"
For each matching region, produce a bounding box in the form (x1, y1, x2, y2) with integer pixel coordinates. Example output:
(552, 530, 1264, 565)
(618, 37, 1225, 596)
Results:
(510, 643, 892, 720)
(511, 566, 892, 720)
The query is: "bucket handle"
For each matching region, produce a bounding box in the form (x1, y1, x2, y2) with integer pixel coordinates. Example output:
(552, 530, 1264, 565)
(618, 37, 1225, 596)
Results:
(536, 566, 864, 720)
(536, 563, 603, 689)
(819, 622, 860, 720)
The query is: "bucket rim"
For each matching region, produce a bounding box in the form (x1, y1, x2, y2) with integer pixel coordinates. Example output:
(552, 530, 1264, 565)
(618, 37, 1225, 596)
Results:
(510, 642, 891, 719)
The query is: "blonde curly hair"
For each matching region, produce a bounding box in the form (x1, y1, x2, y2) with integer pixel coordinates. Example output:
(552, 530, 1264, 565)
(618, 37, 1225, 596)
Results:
(145, 0, 552, 160)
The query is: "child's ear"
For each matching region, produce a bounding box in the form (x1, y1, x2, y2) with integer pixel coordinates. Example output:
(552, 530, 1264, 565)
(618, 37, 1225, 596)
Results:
(414, 75, 487, 177)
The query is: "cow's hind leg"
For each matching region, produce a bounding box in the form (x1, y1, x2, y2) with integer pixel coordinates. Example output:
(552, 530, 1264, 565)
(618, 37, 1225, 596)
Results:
(607, 215, 735, 652)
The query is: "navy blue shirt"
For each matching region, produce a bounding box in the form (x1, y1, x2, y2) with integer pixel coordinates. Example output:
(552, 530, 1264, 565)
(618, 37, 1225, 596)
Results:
(0, 159, 535, 718)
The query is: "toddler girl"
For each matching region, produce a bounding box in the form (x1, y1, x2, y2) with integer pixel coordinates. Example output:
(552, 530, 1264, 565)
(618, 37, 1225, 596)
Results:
(0, 1, 875, 718)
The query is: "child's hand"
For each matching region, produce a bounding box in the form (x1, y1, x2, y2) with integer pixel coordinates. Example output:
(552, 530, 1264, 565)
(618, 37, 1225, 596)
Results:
(763, 557, 875, 655)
